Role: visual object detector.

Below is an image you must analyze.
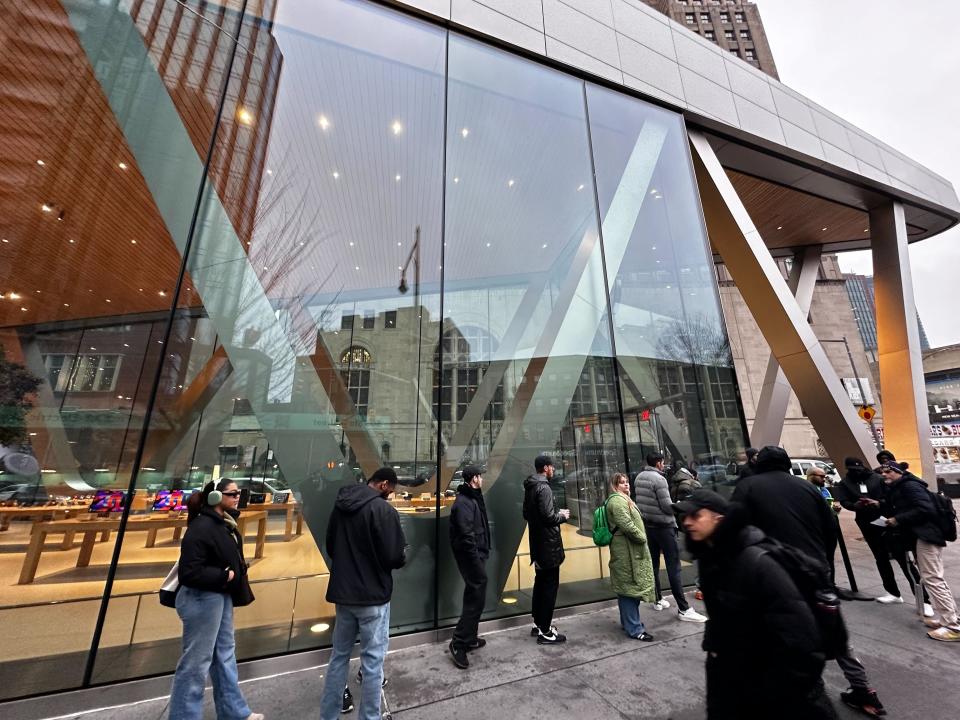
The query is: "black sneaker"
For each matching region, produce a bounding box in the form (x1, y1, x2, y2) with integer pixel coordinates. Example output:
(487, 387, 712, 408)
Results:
(355, 669, 387, 688)
(449, 640, 469, 669)
(467, 638, 487, 651)
(531, 624, 557, 637)
(632, 632, 655, 641)
(341, 686, 354, 713)
(536, 629, 567, 645)
(840, 687, 886, 716)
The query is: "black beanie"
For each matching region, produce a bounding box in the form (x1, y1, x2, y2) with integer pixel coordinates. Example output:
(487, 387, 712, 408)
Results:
(369, 467, 398, 484)
(844, 457, 866, 470)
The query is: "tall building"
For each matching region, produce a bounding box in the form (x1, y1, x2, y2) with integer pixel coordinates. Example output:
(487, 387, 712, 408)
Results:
(641, 0, 780, 78)
(845, 272, 931, 363)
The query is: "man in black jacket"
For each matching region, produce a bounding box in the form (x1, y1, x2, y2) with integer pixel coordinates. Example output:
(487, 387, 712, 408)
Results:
(448, 465, 491, 668)
(523, 454, 570, 644)
(834, 457, 929, 608)
(319, 468, 406, 720)
(677, 489, 837, 719)
(879, 461, 960, 641)
(732, 446, 885, 716)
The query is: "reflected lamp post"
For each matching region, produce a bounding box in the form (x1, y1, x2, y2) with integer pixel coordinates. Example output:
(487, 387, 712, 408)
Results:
(822, 336, 882, 449)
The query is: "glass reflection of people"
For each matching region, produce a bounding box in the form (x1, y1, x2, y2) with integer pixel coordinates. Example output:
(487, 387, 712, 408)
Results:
(522, 455, 570, 644)
(605, 473, 655, 640)
(447, 465, 491, 669)
(168, 480, 259, 720)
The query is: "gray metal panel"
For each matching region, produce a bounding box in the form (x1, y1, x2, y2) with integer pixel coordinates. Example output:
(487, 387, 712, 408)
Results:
(450, 0, 547, 54)
(611, 0, 675, 58)
(725, 59, 776, 112)
(391, 0, 451, 18)
(542, 0, 620, 68)
(617, 33, 683, 100)
(672, 31, 730, 88)
(546, 35, 623, 83)
(733, 95, 784, 144)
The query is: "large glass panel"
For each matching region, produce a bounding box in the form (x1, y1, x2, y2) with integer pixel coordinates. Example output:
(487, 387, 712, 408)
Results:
(585, 82, 748, 486)
(0, 0, 237, 698)
(438, 34, 626, 626)
(93, 0, 447, 683)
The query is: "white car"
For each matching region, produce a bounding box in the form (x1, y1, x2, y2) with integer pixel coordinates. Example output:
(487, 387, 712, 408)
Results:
(790, 459, 841, 485)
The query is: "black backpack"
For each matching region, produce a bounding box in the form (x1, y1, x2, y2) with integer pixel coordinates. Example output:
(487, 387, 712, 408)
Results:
(929, 490, 958, 542)
(756, 538, 848, 660)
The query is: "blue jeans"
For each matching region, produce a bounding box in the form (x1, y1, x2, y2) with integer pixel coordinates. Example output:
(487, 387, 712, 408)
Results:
(617, 596, 646, 638)
(319, 603, 391, 720)
(169, 586, 250, 720)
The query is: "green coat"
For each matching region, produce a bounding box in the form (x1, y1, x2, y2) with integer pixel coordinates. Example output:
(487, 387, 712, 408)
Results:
(606, 492, 656, 601)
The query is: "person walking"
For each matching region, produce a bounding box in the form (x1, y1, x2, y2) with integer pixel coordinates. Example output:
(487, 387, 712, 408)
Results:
(448, 465, 491, 668)
(523, 455, 570, 644)
(168, 479, 261, 720)
(319, 468, 406, 720)
(736, 447, 759, 479)
(634, 452, 706, 622)
(669, 463, 701, 503)
(676, 489, 838, 720)
(878, 461, 960, 641)
(605, 473, 656, 640)
(732, 446, 886, 716)
(833, 457, 930, 610)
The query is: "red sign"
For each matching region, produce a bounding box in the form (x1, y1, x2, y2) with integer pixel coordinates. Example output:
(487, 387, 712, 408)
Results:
(641, 410, 650, 421)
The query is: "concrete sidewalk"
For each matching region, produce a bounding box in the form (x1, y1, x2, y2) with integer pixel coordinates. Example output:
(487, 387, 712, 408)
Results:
(56, 515, 960, 720)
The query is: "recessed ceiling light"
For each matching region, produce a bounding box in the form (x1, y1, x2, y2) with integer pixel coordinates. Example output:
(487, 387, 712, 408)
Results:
(41, 203, 52, 213)
(501, 596, 518, 605)
(453, 177, 459, 183)
(8, 292, 21, 300)
(542, 243, 548, 249)
(508, 179, 515, 187)
(310, 623, 331, 633)
(123, 343, 129, 347)
(650, 188, 658, 195)
(237, 107, 254, 125)
(651, 246, 657, 250)
(20, 307, 27, 312)
(863, 228, 869, 233)
(36, 159, 45, 166)
(1, 238, 8, 243)
(354, 266, 360, 270)
(158, 290, 167, 296)
(118, 162, 128, 170)
(349, 241, 355, 247)
(486, 242, 491, 247)
(332, 171, 340, 179)
(266, 169, 273, 175)
(577, 184, 584, 191)
(821, 227, 828, 231)
(391, 120, 403, 135)
(318, 114, 331, 130)
(105, 299, 111, 303)
(460, 127, 469, 138)
(68, 238, 75, 244)
(395, 174, 401, 182)
(776, 226, 783, 230)
(397, 241, 402, 246)
(63, 303, 69, 307)
(130, 239, 137, 244)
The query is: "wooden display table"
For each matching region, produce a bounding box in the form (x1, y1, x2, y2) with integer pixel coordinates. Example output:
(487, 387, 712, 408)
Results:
(0, 506, 78, 531)
(17, 510, 268, 584)
(244, 501, 303, 541)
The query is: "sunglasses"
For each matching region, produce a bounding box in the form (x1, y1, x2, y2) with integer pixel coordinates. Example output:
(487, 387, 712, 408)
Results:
(221, 491, 241, 498)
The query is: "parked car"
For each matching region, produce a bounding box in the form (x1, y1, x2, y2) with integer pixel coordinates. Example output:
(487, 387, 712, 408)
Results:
(790, 459, 841, 485)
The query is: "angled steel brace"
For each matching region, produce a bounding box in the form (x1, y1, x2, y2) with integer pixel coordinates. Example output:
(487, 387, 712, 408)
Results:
(689, 131, 875, 465)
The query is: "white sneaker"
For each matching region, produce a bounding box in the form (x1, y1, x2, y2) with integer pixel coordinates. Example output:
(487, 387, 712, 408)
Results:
(923, 603, 935, 618)
(652, 598, 671, 611)
(677, 608, 707, 623)
(875, 593, 904, 604)
(246, 714, 265, 720)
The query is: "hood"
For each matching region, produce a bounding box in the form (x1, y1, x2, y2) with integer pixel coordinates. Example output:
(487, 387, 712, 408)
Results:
(755, 446, 791, 473)
(673, 467, 696, 483)
(893, 472, 928, 490)
(845, 465, 873, 483)
(334, 484, 383, 514)
(523, 473, 548, 490)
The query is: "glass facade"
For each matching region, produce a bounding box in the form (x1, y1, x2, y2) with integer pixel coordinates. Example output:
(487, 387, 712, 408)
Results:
(0, 0, 746, 699)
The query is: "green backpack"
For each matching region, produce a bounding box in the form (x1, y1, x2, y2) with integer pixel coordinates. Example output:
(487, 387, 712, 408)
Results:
(592, 495, 619, 546)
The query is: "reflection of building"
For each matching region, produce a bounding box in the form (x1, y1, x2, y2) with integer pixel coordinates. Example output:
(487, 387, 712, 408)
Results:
(845, 271, 931, 364)
(0, 0, 956, 708)
(924, 344, 960, 485)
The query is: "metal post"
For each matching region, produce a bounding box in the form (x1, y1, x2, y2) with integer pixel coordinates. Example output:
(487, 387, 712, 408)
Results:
(840, 336, 882, 449)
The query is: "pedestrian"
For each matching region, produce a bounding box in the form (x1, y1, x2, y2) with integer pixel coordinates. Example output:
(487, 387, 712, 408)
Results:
(878, 461, 960, 641)
(732, 446, 886, 716)
(523, 455, 570, 644)
(875, 449, 897, 468)
(736, 447, 759, 479)
(634, 452, 706, 622)
(833, 457, 930, 610)
(448, 465, 491, 668)
(605, 473, 656, 640)
(319, 468, 406, 720)
(168, 479, 261, 720)
(669, 462, 702, 503)
(676, 489, 838, 720)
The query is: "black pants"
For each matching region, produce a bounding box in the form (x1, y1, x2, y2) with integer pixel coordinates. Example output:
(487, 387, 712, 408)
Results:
(885, 532, 930, 604)
(647, 524, 689, 612)
(531, 565, 560, 633)
(451, 553, 488, 650)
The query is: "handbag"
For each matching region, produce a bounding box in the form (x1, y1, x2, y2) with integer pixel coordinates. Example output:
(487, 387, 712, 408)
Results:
(159, 561, 180, 608)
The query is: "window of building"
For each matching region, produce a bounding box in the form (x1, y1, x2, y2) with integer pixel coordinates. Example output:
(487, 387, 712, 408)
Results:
(339, 346, 372, 417)
(43, 353, 122, 393)
(700, 13, 710, 23)
(384, 310, 397, 329)
(341, 313, 354, 330)
(720, 11, 730, 23)
(745, 47, 756, 60)
(362, 310, 375, 329)
(739, 29, 751, 40)
(704, 30, 716, 41)
(724, 29, 734, 40)
(735, 11, 745, 22)
(685, 13, 695, 24)
(728, 47, 739, 55)
(436, 327, 504, 423)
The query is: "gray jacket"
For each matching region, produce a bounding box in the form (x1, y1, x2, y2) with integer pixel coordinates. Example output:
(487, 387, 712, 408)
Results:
(634, 466, 677, 528)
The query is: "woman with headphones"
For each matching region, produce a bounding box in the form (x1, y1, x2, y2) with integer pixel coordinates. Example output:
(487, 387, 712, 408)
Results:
(168, 478, 261, 720)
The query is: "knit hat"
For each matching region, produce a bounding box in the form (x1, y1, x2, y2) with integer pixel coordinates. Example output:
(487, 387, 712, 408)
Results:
(534, 455, 555, 472)
(844, 457, 867, 470)
(880, 461, 907, 475)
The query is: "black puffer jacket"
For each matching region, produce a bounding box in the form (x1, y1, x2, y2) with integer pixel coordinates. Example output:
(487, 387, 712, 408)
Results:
(731, 447, 837, 568)
(522, 474, 565, 568)
(325, 484, 406, 605)
(693, 507, 831, 719)
(178, 506, 255, 607)
(832, 467, 885, 528)
(882, 472, 945, 546)
(450, 482, 491, 563)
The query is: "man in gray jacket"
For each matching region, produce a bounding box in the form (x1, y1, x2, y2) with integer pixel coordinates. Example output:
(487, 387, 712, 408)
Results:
(634, 452, 706, 623)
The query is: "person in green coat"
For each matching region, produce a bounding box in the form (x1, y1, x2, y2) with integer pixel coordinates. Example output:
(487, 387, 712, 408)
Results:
(606, 473, 656, 641)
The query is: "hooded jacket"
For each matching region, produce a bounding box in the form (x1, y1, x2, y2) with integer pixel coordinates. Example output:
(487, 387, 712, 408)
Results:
(325, 484, 406, 605)
(605, 492, 655, 600)
(730, 447, 837, 569)
(634, 465, 677, 528)
(450, 482, 491, 563)
(832, 466, 885, 527)
(178, 506, 255, 607)
(670, 466, 702, 503)
(882, 472, 945, 546)
(522, 473, 565, 568)
(692, 506, 830, 719)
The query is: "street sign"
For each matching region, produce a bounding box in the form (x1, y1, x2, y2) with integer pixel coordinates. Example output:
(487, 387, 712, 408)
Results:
(858, 405, 876, 422)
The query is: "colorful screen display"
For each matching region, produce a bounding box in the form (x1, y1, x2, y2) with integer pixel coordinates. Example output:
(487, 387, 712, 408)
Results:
(89, 490, 126, 513)
(153, 490, 187, 511)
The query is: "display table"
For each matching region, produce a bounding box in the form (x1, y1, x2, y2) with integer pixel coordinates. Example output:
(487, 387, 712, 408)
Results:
(244, 501, 302, 541)
(0, 506, 78, 532)
(17, 510, 268, 584)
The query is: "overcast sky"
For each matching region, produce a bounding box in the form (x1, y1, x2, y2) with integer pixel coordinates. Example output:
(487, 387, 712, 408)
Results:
(756, 0, 960, 348)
